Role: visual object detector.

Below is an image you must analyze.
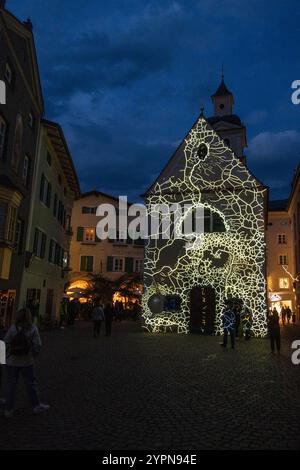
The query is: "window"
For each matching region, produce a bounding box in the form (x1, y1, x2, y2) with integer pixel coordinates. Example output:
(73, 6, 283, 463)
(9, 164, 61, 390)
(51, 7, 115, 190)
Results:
(80, 256, 93, 272)
(46, 152, 52, 166)
(48, 240, 63, 266)
(0, 115, 7, 160)
(6, 205, 17, 243)
(203, 208, 226, 233)
(5, 63, 13, 85)
(40, 174, 51, 207)
(33, 229, 46, 258)
(279, 278, 289, 289)
(22, 155, 30, 187)
(48, 240, 56, 264)
(278, 234, 287, 244)
(279, 255, 288, 265)
(82, 206, 97, 214)
(84, 227, 95, 242)
(11, 113, 23, 173)
(0, 203, 7, 240)
(197, 143, 208, 159)
(53, 194, 58, 218)
(14, 219, 24, 254)
(28, 112, 35, 129)
(134, 259, 143, 273)
(62, 251, 69, 269)
(113, 258, 124, 272)
(0, 204, 18, 244)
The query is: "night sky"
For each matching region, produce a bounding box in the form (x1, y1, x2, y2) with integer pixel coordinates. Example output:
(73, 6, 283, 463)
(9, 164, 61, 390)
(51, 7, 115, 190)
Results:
(8, 0, 300, 201)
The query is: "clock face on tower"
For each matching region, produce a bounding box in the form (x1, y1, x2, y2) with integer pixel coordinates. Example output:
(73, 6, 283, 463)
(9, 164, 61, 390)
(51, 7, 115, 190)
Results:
(197, 143, 208, 159)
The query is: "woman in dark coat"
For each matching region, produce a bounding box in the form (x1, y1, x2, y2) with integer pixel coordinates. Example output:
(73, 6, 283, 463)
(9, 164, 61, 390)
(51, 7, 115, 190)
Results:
(268, 310, 281, 353)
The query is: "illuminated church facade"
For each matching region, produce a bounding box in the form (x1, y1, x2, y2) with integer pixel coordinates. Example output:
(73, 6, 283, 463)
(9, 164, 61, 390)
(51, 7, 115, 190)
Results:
(142, 77, 268, 336)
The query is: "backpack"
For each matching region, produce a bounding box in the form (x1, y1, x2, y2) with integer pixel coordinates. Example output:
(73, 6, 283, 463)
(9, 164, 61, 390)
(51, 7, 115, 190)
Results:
(9, 326, 32, 356)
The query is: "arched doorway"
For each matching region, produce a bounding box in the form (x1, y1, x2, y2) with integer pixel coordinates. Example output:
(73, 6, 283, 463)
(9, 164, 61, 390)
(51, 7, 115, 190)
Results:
(190, 286, 216, 334)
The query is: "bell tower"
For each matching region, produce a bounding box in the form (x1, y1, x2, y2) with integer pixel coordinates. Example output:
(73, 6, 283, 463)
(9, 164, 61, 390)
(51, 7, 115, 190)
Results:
(211, 71, 234, 117)
(208, 71, 247, 160)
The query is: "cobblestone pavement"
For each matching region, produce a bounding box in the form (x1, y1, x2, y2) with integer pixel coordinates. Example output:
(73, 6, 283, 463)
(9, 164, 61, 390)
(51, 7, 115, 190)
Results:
(1, 321, 300, 450)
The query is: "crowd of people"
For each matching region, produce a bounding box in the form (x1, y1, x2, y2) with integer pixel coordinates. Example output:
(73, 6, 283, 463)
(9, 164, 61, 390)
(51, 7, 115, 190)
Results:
(58, 297, 141, 330)
(220, 301, 296, 353)
(220, 302, 253, 350)
(272, 305, 296, 326)
(0, 297, 296, 418)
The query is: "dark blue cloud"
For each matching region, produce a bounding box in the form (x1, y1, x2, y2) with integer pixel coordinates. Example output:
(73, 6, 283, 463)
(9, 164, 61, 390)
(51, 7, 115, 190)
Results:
(8, 0, 300, 200)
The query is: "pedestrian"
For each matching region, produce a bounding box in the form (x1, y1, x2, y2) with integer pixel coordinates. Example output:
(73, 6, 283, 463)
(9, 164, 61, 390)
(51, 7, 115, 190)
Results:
(280, 306, 286, 326)
(233, 305, 240, 338)
(268, 309, 281, 353)
(3, 308, 49, 418)
(286, 306, 292, 324)
(58, 298, 67, 329)
(92, 300, 105, 338)
(242, 307, 252, 340)
(0, 320, 6, 405)
(104, 302, 114, 337)
(221, 302, 236, 349)
(292, 311, 296, 324)
(132, 301, 141, 322)
(73, 298, 81, 321)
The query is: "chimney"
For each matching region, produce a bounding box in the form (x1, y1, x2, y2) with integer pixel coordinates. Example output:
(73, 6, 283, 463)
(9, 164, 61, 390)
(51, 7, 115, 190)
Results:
(0, 1, 6, 10)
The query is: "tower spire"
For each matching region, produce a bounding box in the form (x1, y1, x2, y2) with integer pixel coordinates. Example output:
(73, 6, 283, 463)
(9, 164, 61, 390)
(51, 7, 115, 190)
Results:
(211, 72, 234, 117)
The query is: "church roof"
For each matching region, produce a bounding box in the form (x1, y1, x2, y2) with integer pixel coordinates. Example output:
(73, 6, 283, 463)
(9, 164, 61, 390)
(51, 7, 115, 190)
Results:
(211, 78, 233, 98)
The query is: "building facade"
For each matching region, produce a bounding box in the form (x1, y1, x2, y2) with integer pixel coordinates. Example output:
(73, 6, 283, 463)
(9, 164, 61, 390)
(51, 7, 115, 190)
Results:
(289, 164, 300, 319)
(69, 191, 144, 298)
(143, 78, 268, 335)
(266, 165, 300, 322)
(18, 120, 80, 320)
(0, 2, 44, 325)
(266, 200, 296, 314)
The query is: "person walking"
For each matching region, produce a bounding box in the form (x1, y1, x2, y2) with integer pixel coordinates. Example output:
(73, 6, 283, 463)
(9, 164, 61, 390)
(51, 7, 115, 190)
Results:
(280, 306, 286, 326)
(0, 320, 6, 405)
(268, 309, 281, 353)
(242, 307, 252, 340)
(234, 305, 240, 338)
(221, 303, 236, 349)
(104, 302, 114, 337)
(286, 306, 292, 324)
(4, 308, 49, 418)
(92, 301, 105, 338)
(58, 298, 67, 329)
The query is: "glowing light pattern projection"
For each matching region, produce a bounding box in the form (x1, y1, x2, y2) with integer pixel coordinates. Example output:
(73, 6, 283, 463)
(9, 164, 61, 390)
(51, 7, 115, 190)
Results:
(143, 116, 268, 336)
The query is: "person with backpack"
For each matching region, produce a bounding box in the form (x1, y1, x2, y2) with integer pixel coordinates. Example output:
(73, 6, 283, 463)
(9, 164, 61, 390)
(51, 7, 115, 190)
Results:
(3, 308, 49, 418)
(220, 302, 236, 349)
(92, 300, 105, 337)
